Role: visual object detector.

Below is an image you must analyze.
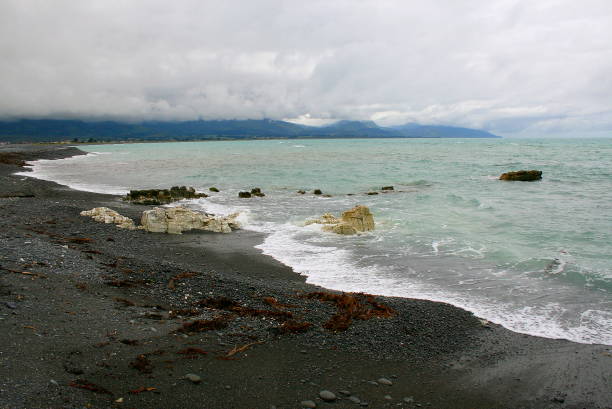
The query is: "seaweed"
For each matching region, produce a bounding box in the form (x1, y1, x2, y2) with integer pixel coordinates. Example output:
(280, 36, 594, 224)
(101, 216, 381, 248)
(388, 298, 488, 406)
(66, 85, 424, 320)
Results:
(177, 347, 208, 358)
(129, 354, 153, 373)
(305, 291, 395, 331)
(278, 320, 313, 334)
(167, 271, 199, 290)
(69, 379, 112, 395)
(176, 315, 231, 333)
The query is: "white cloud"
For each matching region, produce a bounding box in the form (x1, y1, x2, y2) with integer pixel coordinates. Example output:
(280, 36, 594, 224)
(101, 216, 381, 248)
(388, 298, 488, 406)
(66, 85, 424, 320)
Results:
(0, 0, 611, 136)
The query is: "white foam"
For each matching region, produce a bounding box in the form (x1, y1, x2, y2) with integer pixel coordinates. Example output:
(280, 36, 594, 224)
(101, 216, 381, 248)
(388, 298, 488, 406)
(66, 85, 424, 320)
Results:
(254, 222, 612, 345)
(15, 153, 129, 195)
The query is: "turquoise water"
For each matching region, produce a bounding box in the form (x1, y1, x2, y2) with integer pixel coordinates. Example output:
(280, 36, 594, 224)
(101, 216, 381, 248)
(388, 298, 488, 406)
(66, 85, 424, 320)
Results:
(21, 138, 612, 344)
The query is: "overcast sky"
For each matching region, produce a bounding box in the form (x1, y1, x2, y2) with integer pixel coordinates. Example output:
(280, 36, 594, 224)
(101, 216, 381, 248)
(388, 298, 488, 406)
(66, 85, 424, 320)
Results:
(1, 0, 611, 137)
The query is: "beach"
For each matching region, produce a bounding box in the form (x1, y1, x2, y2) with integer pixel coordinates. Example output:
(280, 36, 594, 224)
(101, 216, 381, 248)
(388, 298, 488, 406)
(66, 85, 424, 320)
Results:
(1, 145, 611, 409)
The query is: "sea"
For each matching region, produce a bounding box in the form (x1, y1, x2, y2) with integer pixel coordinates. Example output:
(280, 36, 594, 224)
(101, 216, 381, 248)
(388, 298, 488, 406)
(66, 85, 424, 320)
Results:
(18, 138, 612, 345)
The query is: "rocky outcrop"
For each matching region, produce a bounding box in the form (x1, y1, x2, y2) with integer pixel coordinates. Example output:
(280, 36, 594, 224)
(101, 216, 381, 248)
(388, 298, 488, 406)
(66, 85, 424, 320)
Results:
(306, 205, 375, 235)
(499, 170, 542, 181)
(80, 207, 138, 230)
(239, 188, 265, 198)
(123, 186, 208, 205)
(140, 206, 240, 234)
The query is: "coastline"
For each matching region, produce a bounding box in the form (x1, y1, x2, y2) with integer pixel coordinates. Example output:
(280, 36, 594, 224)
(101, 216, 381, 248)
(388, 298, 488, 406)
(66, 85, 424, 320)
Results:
(1, 145, 610, 409)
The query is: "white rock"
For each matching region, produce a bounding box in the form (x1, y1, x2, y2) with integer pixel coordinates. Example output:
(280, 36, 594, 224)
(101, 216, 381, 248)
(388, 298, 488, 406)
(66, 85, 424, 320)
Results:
(80, 207, 138, 230)
(141, 206, 240, 234)
(306, 205, 374, 235)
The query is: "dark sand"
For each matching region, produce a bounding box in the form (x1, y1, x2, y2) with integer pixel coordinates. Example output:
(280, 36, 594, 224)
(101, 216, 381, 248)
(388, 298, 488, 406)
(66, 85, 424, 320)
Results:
(0, 145, 610, 409)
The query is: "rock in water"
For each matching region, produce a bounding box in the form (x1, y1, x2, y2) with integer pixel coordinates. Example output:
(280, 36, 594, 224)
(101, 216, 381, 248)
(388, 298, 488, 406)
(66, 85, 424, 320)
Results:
(381, 186, 394, 190)
(307, 205, 374, 235)
(141, 206, 240, 234)
(209, 187, 220, 192)
(499, 170, 542, 181)
(124, 186, 208, 205)
(250, 187, 265, 197)
(341, 205, 375, 232)
(238, 191, 252, 198)
(80, 207, 138, 230)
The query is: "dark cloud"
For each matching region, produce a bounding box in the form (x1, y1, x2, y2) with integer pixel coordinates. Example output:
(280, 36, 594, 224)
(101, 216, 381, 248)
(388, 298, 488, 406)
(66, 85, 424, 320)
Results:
(1, 0, 611, 136)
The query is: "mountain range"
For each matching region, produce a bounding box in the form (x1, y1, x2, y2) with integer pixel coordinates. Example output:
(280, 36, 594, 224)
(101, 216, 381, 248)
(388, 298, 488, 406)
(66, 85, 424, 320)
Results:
(0, 119, 500, 142)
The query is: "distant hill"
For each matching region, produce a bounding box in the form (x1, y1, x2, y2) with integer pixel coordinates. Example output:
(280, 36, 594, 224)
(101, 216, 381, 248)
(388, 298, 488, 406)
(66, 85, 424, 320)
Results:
(0, 119, 500, 142)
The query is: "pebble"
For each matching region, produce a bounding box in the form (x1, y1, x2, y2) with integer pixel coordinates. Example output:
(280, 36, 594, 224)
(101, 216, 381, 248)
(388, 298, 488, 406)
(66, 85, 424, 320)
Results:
(225, 385, 231, 390)
(300, 400, 317, 408)
(360, 402, 369, 407)
(403, 397, 414, 403)
(367, 380, 378, 386)
(184, 373, 201, 384)
(348, 396, 361, 404)
(339, 390, 351, 396)
(384, 394, 393, 400)
(319, 390, 336, 401)
(378, 377, 393, 386)
(49, 379, 59, 386)
(4, 302, 17, 309)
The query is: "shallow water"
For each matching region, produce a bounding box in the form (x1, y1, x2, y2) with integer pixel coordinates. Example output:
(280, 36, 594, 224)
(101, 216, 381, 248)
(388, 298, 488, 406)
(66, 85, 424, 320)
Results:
(20, 138, 612, 345)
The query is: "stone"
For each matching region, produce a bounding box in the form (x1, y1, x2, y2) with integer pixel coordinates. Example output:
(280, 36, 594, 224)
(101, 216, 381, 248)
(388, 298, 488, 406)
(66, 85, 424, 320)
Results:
(384, 394, 392, 400)
(238, 191, 252, 198)
(378, 377, 393, 386)
(339, 390, 351, 396)
(403, 397, 414, 403)
(381, 186, 394, 190)
(499, 170, 542, 181)
(313, 189, 322, 195)
(209, 187, 219, 192)
(184, 373, 201, 384)
(319, 390, 336, 401)
(141, 206, 240, 234)
(348, 396, 361, 404)
(297, 190, 306, 194)
(327, 223, 358, 235)
(341, 205, 375, 232)
(250, 187, 265, 197)
(366, 192, 379, 195)
(307, 205, 375, 235)
(124, 186, 207, 205)
(300, 400, 317, 408)
(4, 301, 17, 309)
(80, 207, 138, 230)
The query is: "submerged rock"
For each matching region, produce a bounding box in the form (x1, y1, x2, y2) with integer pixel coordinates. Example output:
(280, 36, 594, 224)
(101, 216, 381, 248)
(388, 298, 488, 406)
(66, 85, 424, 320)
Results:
(141, 206, 240, 234)
(307, 205, 375, 235)
(124, 186, 208, 205)
(80, 207, 138, 230)
(250, 187, 265, 197)
(499, 170, 542, 181)
(381, 186, 394, 191)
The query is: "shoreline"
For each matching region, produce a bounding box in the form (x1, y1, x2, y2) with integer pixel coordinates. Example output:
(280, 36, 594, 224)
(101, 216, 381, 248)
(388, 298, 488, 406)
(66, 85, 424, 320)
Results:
(1, 144, 611, 409)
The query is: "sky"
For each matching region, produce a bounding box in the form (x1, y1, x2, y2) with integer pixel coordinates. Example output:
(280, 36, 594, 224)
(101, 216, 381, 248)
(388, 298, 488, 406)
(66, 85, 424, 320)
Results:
(1, 0, 611, 137)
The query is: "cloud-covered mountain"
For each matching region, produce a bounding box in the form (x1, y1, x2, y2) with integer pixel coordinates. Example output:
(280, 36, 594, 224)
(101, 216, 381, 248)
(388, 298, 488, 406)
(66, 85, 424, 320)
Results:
(0, 119, 499, 142)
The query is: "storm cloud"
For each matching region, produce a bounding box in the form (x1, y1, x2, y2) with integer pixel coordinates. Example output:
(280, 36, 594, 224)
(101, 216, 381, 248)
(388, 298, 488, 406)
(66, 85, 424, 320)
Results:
(1, 0, 611, 137)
